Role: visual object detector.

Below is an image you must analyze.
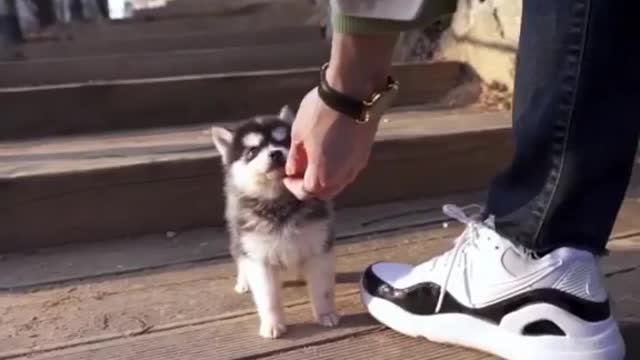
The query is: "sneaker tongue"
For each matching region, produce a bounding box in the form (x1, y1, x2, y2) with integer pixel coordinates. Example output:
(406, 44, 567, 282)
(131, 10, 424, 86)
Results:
(501, 247, 532, 276)
(483, 215, 496, 229)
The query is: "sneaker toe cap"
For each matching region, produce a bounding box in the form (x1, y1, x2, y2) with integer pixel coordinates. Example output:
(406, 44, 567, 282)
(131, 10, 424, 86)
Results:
(361, 262, 445, 316)
(362, 262, 413, 297)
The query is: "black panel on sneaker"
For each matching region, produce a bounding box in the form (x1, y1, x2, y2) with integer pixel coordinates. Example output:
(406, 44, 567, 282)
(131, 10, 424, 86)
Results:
(522, 320, 566, 336)
(362, 265, 611, 323)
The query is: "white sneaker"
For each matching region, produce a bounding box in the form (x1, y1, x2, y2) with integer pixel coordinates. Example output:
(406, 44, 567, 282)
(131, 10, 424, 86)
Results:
(360, 205, 625, 360)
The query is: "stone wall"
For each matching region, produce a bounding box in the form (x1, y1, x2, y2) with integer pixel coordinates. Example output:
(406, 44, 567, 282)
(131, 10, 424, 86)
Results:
(393, 0, 521, 91)
(389, 0, 521, 109)
(437, 0, 521, 91)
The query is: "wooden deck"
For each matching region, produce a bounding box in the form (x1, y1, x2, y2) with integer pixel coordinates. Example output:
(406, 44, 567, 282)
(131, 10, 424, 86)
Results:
(1, 193, 640, 360)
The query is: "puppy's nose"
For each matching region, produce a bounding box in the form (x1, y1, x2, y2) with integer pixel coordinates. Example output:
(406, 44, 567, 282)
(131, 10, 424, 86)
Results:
(269, 150, 285, 166)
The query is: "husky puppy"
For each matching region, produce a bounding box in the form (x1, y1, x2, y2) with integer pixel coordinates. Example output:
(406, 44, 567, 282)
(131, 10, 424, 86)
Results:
(210, 106, 339, 339)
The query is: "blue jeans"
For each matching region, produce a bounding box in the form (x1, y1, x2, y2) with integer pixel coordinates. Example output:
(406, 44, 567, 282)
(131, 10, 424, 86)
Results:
(53, 0, 71, 23)
(80, 0, 102, 20)
(0, 0, 21, 46)
(485, 0, 640, 254)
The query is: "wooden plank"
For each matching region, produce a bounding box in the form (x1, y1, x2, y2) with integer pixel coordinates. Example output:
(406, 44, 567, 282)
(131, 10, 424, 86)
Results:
(0, 192, 481, 289)
(0, 107, 501, 178)
(5, 296, 381, 360)
(0, 41, 330, 87)
(0, 62, 464, 141)
(16, 27, 324, 60)
(611, 198, 640, 239)
(3, 208, 640, 359)
(259, 330, 493, 360)
(3, 190, 639, 291)
(0, 228, 457, 358)
(0, 109, 510, 252)
(341, 110, 512, 207)
(1, 156, 226, 252)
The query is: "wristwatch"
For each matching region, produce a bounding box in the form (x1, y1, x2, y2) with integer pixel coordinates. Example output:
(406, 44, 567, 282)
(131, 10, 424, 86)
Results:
(317, 63, 399, 124)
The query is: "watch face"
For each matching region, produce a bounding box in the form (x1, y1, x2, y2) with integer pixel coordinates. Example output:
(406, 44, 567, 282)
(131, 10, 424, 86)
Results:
(364, 84, 399, 122)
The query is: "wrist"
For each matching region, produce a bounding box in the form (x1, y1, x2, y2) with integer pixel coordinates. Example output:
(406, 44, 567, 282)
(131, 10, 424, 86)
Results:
(325, 63, 388, 101)
(325, 32, 397, 100)
(318, 64, 399, 124)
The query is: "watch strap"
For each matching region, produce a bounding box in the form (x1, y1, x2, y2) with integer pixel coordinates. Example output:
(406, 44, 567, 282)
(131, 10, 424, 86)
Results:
(317, 63, 366, 121)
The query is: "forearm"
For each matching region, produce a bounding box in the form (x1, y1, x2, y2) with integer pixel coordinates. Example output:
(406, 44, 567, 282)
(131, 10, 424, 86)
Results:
(325, 0, 457, 98)
(325, 32, 398, 99)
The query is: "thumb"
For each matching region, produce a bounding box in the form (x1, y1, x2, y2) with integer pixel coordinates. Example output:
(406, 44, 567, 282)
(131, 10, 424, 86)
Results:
(283, 177, 311, 200)
(286, 141, 307, 177)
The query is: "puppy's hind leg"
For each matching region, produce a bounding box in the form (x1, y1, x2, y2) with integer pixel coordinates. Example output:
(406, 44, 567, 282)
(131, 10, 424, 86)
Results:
(304, 251, 340, 327)
(234, 260, 250, 294)
(241, 258, 287, 339)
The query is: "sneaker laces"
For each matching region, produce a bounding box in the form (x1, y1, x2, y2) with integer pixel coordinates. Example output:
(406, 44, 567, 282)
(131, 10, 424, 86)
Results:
(434, 204, 485, 313)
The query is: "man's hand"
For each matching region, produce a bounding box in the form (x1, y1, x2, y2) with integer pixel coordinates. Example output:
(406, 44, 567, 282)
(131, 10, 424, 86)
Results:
(283, 32, 398, 200)
(283, 88, 379, 200)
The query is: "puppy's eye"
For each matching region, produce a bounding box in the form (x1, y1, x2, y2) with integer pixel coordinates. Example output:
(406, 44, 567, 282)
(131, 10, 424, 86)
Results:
(246, 147, 260, 159)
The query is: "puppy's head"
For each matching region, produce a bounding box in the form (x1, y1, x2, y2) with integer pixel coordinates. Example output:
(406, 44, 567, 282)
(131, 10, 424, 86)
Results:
(211, 105, 295, 199)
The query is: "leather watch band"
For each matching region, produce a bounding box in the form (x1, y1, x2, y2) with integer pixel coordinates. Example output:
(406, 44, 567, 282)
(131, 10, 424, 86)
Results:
(317, 63, 366, 121)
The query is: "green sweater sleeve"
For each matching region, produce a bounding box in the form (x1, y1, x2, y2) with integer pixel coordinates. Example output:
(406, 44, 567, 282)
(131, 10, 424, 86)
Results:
(331, 0, 457, 34)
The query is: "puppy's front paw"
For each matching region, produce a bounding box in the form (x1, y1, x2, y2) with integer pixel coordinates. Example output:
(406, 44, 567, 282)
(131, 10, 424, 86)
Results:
(259, 318, 287, 339)
(234, 282, 249, 294)
(316, 311, 340, 328)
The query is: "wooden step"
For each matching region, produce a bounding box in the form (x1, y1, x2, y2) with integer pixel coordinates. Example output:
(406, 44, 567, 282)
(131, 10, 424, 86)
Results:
(0, 62, 465, 141)
(0, 192, 488, 290)
(14, 26, 324, 60)
(2, 195, 640, 359)
(135, 0, 322, 21)
(0, 41, 330, 87)
(0, 108, 512, 253)
(56, 0, 323, 42)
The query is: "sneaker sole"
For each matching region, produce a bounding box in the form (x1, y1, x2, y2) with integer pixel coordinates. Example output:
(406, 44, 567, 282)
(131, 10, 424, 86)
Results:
(361, 284, 625, 360)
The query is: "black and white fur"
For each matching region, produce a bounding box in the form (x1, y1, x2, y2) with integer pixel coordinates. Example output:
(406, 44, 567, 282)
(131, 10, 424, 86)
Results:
(211, 106, 339, 339)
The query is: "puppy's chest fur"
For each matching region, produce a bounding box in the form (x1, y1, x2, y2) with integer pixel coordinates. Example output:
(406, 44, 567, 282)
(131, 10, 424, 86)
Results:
(227, 194, 333, 268)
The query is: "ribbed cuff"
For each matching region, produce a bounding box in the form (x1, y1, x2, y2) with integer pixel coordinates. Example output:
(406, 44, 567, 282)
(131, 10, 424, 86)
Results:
(331, 0, 457, 34)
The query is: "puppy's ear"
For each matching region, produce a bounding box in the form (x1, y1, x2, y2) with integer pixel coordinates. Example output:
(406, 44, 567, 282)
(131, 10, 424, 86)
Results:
(278, 105, 295, 124)
(210, 126, 233, 165)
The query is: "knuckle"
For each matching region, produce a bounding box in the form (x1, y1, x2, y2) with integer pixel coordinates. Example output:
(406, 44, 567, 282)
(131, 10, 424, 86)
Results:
(304, 179, 323, 193)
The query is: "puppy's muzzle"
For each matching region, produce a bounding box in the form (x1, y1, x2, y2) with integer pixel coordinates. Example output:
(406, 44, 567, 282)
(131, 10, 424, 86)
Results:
(269, 150, 286, 168)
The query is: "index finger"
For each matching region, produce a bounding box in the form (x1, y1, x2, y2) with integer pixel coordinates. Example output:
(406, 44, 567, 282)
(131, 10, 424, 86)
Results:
(286, 141, 307, 177)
